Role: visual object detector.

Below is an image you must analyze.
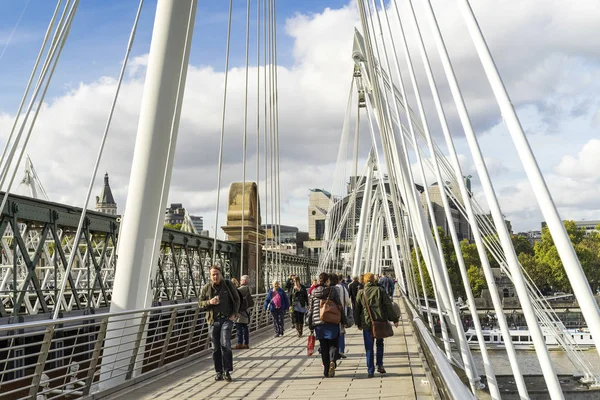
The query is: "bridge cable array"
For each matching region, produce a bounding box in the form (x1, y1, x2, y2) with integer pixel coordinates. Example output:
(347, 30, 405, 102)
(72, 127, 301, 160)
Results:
(316, 0, 600, 398)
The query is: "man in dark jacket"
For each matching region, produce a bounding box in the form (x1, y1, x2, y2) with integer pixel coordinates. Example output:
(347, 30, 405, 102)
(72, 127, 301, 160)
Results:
(348, 275, 364, 309)
(355, 272, 399, 378)
(378, 272, 394, 297)
(199, 266, 240, 382)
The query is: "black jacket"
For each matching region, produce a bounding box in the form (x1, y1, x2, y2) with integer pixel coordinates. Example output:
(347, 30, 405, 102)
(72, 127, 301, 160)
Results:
(348, 281, 363, 303)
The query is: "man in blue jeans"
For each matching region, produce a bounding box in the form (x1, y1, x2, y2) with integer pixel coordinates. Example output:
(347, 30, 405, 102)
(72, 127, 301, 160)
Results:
(199, 266, 240, 382)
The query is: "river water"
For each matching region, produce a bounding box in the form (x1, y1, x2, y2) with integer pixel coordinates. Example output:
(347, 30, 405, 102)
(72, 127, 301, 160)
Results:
(467, 349, 600, 375)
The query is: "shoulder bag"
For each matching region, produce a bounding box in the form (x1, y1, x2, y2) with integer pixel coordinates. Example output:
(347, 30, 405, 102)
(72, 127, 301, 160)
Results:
(319, 288, 341, 324)
(363, 289, 394, 339)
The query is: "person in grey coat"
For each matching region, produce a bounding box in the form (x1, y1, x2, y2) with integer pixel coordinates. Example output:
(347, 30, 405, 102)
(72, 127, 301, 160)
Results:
(234, 275, 253, 349)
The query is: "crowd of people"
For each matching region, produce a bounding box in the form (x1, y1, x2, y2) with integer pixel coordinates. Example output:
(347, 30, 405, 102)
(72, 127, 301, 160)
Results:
(199, 265, 399, 382)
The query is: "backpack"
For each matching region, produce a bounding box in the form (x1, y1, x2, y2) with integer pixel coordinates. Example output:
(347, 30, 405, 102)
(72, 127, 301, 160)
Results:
(238, 287, 254, 312)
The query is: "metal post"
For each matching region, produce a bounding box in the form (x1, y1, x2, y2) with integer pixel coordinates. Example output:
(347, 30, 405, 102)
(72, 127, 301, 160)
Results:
(83, 318, 109, 395)
(183, 307, 201, 358)
(100, 0, 197, 391)
(158, 308, 179, 367)
(125, 312, 149, 381)
(29, 325, 55, 398)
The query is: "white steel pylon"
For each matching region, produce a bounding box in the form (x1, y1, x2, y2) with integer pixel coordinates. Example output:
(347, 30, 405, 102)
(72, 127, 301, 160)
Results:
(16, 154, 49, 200)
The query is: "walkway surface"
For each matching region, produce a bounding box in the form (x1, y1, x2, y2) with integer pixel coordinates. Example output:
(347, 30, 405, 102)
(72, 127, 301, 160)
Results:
(108, 299, 435, 400)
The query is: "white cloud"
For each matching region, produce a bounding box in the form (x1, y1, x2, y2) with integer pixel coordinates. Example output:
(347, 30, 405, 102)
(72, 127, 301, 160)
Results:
(0, 0, 599, 236)
(554, 139, 600, 182)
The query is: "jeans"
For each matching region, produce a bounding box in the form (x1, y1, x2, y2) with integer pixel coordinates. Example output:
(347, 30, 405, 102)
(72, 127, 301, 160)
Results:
(319, 338, 338, 376)
(271, 308, 285, 335)
(235, 323, 249, 345)
(338, 333, 345, 354)
(362, 328, 384, 374)
(210, 318, 234, 372)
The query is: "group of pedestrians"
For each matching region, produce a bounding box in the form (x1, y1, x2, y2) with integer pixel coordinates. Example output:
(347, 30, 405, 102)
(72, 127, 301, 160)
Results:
(199, 265, 399, 383)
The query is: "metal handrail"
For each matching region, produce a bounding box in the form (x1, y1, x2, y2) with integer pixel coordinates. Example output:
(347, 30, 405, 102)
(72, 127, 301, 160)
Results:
(404, 297, 476, 399)
(0, 292, 276, 399)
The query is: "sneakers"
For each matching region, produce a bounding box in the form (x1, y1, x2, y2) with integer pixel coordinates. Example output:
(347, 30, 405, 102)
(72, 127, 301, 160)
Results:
(367, 373, 374, 378)
(215, 372, 224, 381)
(224, 372, 232, 382)
(377, 366, 387, 374)
(328, 361, 336, 378)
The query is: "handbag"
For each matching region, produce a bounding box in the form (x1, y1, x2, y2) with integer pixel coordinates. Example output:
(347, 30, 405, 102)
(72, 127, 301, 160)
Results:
(319, 288, 341, 324)
(307, 333, 316, 357)
(345, 306, 355, 328)
(363, 289, 394, 339)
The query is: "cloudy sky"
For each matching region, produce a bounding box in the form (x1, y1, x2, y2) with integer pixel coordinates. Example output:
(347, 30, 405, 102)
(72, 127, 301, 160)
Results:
(0, 0, 598, 238)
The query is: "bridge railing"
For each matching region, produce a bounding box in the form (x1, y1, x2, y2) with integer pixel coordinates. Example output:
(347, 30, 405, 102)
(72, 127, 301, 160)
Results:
(404, 297, 475, 400)
(0, 293, 278, 400)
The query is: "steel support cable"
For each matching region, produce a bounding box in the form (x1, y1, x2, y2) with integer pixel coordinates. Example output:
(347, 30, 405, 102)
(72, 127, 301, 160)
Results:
(318, 77, 355, 272)
(372, 0, 481, 387)
(457, 0, 600, 361)
(267, 0, 275, 279)
(0, 0, 72, 197)
(52, 0, 144, 319)
(262, 0, 269, 287)
(255, 0, 261, 294)
(362, 0, 459, 360)
(360, 0, 453, 324)
(383, 0, 493, 391)
(0, 0, 58, 177)
(272, 0, 283, 276)
(212, 0, 234, 262)
(420, 0, 564, 397)
(364, 91, 452, 350)
(451, 189, 598, 380)
(357, 6, 412, 294)
(240, 0, 252, 278)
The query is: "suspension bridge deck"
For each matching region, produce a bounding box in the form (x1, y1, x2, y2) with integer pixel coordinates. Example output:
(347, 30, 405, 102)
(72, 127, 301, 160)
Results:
(99, 299, 435, 400)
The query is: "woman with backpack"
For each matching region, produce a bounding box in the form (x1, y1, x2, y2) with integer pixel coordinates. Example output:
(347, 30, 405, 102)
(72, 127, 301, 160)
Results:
(264, 280, 289, 337)
(354, 272, 399, 378)
(290, 276, 309, 337)
(307, 272, 342, 378)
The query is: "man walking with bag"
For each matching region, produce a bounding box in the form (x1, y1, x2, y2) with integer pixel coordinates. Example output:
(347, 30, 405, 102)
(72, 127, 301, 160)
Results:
(199, 266, 240, 382)
(354, 272, 399, 378)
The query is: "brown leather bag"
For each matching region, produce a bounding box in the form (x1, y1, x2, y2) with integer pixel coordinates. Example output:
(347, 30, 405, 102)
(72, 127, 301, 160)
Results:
(363, 289, 394, 339)
(319, 288, 341, 324)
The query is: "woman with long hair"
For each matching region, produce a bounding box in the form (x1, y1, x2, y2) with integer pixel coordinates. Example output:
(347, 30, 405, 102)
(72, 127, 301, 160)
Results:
(290, 276, 309, 337)
(307, 272, 342, 378)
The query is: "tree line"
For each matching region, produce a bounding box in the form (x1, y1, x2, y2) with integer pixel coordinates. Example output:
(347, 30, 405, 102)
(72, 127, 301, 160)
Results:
(412, 221, 600, 299)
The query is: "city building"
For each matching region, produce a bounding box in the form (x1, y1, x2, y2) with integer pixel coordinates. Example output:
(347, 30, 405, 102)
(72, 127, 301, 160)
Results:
(190, 215, 203, 232)
(516, 230, 542, 245)
(165, 203, 186, 226)
(95, 173, 117, 215)
(542, 220, 600, 236)
(261, 224, 308, 256)
(420, 182, 471, 241)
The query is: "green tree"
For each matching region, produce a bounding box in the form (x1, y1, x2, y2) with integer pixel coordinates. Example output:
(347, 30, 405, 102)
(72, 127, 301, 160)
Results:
(518, 252, 549, 291)
(534, 220, 590, 292)
(467, 265, 487, 297)
(164, 223, 183, 230)
(512, 234, 534, 256)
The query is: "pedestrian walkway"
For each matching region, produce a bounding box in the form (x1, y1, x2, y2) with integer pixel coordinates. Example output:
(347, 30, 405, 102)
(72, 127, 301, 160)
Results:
(105, 299, 435, 400)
